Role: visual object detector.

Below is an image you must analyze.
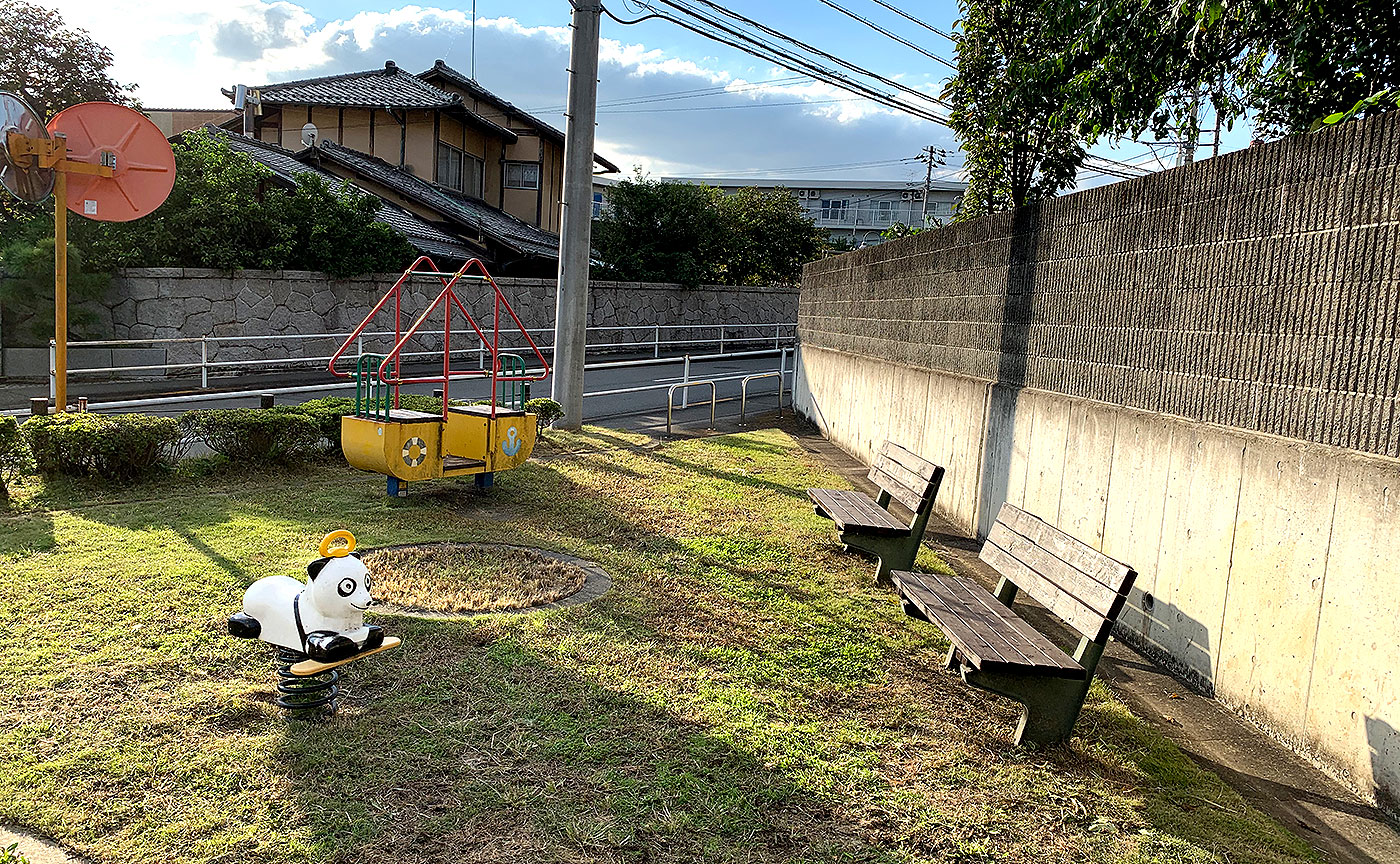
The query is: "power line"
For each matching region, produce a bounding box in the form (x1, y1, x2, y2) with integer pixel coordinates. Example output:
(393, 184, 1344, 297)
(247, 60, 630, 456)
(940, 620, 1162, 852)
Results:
(599, 97, 860, 113)
(526, 74, 812, 113)
(813, 0, 957, 71)
(866, 0, 960, 45)
(676, 0, 951, 110)
(605, 1, 951, 125)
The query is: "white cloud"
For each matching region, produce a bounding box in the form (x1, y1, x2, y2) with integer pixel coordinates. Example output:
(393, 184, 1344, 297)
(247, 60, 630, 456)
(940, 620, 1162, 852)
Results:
(43, 1, 957, 179)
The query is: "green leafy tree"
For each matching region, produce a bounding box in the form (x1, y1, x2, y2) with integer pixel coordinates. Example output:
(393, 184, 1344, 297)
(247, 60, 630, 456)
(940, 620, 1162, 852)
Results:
(0, 222, 108, 342)
(592, 175, 825, 287)
(944, 0, 1087, 217)
(591, 174, 729, 287)
(278, 173, 416, 277)
(76, 130, 297, 272)
(1070, 0, 1400, 141)
(77, 130, 414, 276)
(715, 187, 825, 286)
(0, 0, 135, 229)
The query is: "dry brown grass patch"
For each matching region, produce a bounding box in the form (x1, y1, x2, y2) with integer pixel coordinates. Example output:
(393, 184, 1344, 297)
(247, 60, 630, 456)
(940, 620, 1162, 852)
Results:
(364, 543, 588, 614)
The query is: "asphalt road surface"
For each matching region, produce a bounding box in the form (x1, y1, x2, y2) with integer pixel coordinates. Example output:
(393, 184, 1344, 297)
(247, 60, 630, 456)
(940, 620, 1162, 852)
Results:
(0, 351, 795, 433)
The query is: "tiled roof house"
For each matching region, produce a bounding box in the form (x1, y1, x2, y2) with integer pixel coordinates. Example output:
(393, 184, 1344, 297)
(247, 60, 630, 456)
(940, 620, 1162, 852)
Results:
(230, 60, 615, 232)
(220, 59, 618, 272)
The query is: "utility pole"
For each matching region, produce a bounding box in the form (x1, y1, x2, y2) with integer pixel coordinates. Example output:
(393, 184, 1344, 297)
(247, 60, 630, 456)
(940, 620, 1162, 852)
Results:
(919, 145, 936, 227)
(552, 0, 602, 430)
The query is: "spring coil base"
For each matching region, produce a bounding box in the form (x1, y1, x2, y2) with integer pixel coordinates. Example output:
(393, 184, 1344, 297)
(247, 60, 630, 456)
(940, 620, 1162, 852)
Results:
(274, 647, 340, 716)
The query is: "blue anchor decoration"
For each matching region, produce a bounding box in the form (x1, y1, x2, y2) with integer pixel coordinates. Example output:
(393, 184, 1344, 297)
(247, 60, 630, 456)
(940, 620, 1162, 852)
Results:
(501, 426, 522, 457)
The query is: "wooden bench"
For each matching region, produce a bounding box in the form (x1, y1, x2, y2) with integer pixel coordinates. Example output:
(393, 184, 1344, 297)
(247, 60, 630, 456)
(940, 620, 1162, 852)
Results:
(892, 503, 1136, 746)
(808, 441, 945, 585)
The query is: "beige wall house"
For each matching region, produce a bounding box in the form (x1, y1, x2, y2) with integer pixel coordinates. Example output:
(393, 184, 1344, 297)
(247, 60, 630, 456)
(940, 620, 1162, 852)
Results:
(231, 60, 617, 233)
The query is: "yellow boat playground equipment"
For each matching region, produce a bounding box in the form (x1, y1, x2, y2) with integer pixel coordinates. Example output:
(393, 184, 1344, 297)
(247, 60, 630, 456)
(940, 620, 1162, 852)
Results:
(328, 256, 551, 497)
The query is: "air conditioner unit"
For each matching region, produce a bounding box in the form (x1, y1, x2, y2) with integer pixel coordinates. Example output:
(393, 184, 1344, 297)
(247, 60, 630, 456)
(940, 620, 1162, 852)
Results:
(806, 189, 820, 199)
(901, 191, 913, 201)
(796, 189, 809, 199)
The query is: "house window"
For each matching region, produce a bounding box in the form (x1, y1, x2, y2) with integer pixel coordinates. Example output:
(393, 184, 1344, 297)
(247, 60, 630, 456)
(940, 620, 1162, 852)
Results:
(465, 154, 484, 198)
(820, 199, 848, 222)
(592, 191, 605, 218)
(437, 144, 485, 197)
(876, 200, 895, 225)
(436, 142, 464, 191)
(505, 161, 540, 190)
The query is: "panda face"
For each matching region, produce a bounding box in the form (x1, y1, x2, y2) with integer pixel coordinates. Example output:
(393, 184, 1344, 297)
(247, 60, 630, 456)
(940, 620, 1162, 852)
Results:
(307, 554, 375, 615)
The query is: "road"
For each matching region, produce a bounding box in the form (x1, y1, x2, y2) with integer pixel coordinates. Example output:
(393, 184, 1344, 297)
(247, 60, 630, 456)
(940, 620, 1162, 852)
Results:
(0, 351, 795, 432)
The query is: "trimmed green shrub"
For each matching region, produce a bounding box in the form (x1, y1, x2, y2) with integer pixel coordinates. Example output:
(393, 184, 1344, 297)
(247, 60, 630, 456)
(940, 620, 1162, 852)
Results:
(525, 398, 564, 428)
(181, 408, 322, 464)
(290, 397, 355, 447)
(22, 412, 181, 481)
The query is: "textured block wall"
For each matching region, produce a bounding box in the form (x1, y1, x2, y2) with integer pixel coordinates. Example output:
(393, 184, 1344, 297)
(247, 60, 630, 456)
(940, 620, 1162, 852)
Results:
(800, 111, 1400, 458)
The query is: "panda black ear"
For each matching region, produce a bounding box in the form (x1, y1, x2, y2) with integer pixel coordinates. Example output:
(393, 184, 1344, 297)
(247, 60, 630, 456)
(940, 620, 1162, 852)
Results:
(306, 557, 330, 579)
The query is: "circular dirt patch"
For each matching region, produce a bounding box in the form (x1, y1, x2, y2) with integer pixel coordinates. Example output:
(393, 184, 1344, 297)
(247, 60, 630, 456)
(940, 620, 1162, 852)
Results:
(362, 543, 607, 616)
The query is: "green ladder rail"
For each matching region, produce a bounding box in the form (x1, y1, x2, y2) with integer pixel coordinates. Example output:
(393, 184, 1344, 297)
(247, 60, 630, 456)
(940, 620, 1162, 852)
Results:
(496, 353, 526, 410)
(354, 354, 392, 420)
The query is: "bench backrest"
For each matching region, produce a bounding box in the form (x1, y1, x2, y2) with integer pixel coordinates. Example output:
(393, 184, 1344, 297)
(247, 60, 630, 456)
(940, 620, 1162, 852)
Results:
(868, 441, 944, 515)
(979, 503, 1136, 645)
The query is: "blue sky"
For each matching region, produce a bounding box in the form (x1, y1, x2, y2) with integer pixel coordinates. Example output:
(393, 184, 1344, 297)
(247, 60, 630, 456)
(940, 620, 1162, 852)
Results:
(43, 0, 1242, 184)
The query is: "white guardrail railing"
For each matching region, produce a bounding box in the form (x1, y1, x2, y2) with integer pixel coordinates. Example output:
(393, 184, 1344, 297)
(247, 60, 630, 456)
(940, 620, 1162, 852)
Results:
(47, 321, 797, 399)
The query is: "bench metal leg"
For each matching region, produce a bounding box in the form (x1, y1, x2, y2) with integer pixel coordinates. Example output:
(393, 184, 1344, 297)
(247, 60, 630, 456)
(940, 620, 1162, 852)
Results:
(961, 639, 1106, 747)
(962, 668, 1091, 746)
(840, 531, 918, 587)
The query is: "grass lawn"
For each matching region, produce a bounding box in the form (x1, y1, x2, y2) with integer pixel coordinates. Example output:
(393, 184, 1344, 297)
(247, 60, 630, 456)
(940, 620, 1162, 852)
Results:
(0, 427, 1319, 864)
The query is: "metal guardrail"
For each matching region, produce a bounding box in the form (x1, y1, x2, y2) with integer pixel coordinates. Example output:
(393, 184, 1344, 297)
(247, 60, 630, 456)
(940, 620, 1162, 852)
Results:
(49, 321, 797, 398)
(666, 380, 717, 435)
(739, 372, 783, 424)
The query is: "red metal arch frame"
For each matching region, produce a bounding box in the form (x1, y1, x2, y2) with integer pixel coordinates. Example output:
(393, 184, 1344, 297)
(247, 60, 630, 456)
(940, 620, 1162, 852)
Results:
(329, 256, 551, 419)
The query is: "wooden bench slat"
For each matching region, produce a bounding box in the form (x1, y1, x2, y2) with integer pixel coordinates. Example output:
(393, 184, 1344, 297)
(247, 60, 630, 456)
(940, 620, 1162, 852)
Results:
(986, 522, 1125, 618)
(997, 505, 1134, 595)
(808, 488, 909, 535)
(895, 570, 1086, 679)
(879, 441, 942, 481)
(915, 571, 1057, 669)
(869, 464, 928, 512)
(980, 540, 1117, 644)
(896, 571, 1027, 667)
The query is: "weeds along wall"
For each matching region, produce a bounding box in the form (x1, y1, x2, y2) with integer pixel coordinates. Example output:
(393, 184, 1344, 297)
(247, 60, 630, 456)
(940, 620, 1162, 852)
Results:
(793, 111, 1400, 814)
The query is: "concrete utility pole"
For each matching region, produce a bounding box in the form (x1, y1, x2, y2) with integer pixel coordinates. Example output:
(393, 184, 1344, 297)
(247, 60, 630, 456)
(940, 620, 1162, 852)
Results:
(919, 145, 937, 227)
(552, 0, 602, 430)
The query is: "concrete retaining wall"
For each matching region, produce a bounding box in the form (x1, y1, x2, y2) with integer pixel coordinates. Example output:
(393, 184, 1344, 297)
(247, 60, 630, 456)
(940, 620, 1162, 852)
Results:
(793, 112, 1400, 812)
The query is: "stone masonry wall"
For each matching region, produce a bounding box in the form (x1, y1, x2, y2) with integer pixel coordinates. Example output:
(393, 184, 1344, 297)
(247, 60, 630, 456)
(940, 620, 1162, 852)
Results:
(70, 272, 796, 371)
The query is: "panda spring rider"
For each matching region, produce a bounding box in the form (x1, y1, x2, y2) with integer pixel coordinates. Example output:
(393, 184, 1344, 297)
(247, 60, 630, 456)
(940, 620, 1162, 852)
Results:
(228, 530, 385, 662)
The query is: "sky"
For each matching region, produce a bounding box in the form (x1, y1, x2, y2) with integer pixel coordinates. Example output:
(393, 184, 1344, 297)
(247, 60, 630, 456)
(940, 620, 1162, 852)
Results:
(37, 0, 1246, 185)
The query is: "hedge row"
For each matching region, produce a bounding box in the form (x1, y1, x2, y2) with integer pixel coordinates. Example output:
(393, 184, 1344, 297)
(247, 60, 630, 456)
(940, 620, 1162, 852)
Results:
(12, 395, 563, 484)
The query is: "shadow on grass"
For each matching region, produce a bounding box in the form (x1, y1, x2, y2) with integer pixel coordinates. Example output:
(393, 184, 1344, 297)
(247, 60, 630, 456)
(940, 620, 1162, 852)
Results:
(275, 630, 909, 863)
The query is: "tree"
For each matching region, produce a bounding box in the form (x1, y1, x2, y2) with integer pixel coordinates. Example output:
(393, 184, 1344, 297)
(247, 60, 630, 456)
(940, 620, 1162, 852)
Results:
(1070, 0, 1400, 142)
(75, 130, 415, 276)
(944, 0, 1087, 217)
(0, 1, 135, 229)
(591, 174, 729, 287)
(591, 176, 827, 287)
(0, 0, 134, 121)
(714, 187, 826, 286)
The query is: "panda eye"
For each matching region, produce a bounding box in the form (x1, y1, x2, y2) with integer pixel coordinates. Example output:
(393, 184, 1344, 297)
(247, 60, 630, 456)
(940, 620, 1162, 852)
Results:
(337, 578, 356, 597)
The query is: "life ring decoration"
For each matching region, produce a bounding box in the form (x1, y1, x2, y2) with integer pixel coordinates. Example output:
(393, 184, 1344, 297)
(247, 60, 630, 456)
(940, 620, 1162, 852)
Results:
(319, 530, 357, 558)
(402, 436, 428, 467)
(501, 426, 522, 457)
